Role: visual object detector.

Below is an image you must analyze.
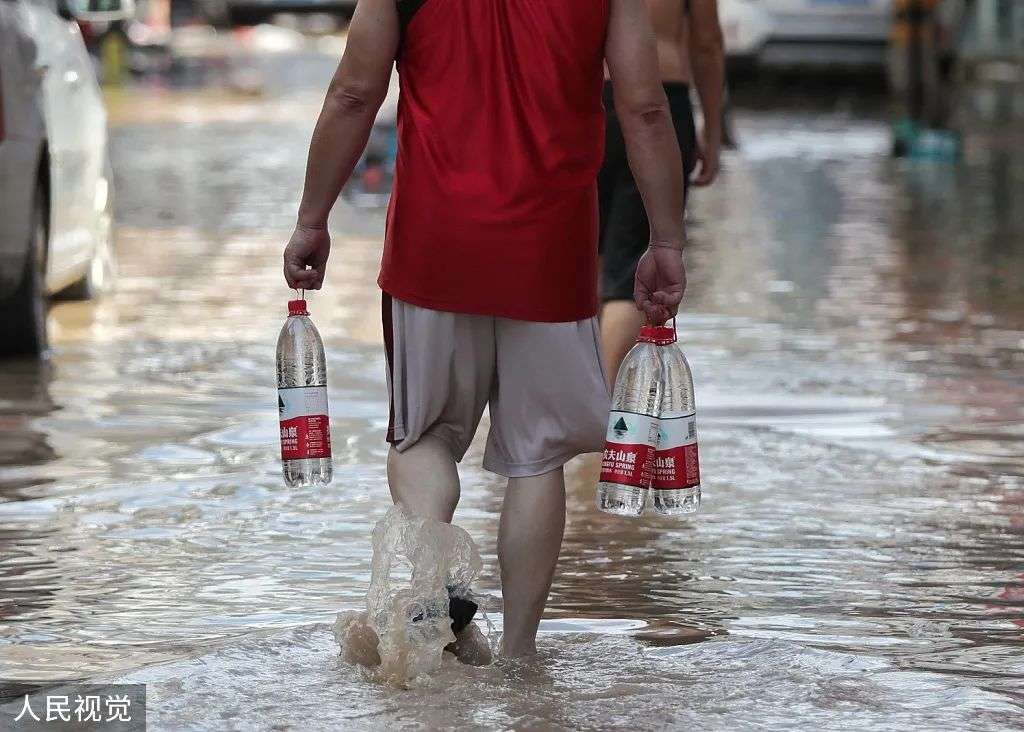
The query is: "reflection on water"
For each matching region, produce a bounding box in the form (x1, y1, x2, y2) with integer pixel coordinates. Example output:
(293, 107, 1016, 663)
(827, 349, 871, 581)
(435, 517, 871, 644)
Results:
(0, 45, 1022, 729)
(0, 362, 57, 493)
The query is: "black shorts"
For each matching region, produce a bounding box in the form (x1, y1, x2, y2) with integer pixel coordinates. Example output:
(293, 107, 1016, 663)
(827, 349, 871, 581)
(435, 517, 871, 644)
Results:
(598, 81, 698, 303)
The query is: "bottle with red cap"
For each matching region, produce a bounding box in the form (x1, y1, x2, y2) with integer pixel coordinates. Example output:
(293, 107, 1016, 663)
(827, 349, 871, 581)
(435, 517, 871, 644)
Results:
(596, 324, 670, 516)
(277, 297, 333, 487)
(650, 330, 701, 515)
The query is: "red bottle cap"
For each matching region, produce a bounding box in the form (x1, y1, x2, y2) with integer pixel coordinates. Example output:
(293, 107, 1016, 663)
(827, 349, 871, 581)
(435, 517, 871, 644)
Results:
(288, 299, 309, 316)
(638, 325, 676, 345)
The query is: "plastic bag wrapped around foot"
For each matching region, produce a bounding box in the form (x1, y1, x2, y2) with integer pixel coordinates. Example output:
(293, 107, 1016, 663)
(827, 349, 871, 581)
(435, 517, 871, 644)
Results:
(334, 505, 483, 685)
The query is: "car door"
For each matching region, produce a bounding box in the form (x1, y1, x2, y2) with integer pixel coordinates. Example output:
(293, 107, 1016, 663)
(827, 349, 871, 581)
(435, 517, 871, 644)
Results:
(0, 0, 46, 297)
(27, 0, 107, 289)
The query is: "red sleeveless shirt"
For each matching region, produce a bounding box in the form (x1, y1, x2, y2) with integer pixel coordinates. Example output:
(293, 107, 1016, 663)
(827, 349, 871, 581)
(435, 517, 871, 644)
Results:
(378, 0, 610, 322)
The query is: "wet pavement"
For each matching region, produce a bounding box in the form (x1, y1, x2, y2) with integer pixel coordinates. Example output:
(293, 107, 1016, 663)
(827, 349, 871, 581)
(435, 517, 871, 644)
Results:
(1, 29, 1023, 731)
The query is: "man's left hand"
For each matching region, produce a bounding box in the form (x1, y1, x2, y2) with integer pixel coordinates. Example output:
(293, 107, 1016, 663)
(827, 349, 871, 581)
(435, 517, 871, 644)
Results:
(691, 129, 721, 187)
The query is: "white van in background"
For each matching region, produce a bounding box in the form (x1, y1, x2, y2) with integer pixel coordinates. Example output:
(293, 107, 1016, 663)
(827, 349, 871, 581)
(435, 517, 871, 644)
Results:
(720, 0, 893, 68)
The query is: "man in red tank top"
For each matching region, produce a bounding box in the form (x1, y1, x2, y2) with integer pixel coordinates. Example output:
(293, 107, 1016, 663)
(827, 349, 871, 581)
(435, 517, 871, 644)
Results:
(284, 0, 688, 659)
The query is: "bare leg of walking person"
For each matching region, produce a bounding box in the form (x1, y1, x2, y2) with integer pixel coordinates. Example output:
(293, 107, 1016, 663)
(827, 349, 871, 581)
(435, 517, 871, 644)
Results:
(601, 300, 646, 390)
(387, 435, 460, 522)
(386, 435, 493, 665)
(498, 468, 567, 658)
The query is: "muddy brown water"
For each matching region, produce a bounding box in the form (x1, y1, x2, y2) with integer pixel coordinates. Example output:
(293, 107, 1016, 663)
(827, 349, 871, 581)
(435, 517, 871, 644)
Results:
(1, 39, 1022, 730)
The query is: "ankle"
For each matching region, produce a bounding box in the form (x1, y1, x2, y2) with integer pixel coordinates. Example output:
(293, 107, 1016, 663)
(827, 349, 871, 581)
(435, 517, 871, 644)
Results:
(500, 636, 537, 659)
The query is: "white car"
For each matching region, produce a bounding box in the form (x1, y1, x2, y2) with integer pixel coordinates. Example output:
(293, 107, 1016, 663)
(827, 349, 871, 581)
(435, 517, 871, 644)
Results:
(0, 0, 129, 356)
(720, 0, 892, 67)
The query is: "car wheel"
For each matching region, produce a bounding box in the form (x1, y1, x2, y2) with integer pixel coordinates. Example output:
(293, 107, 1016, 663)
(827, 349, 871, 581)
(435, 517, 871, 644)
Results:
(62, 167, 117, 300)
(0, 186, 49, 357)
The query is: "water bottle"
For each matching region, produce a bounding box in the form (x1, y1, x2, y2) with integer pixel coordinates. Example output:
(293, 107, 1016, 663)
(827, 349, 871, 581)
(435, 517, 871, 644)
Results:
(596, 326, 669, 516)
(651, 338, 701, 515)
(276, 298, 333, 487)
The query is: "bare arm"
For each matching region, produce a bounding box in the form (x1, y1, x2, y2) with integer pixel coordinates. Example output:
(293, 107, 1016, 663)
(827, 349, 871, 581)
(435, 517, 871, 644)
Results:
(284, 0, 398, 290)
(687, 0, 725, 186)
(607, 0, 686, 249)
(606, 0, 687, 322)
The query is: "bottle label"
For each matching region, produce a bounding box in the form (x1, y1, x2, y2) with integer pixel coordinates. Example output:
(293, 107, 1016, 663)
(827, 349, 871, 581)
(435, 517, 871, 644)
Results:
(653, 411, 699, 490)
(278, 386, 332, 460)
(599, 410, 659, 488)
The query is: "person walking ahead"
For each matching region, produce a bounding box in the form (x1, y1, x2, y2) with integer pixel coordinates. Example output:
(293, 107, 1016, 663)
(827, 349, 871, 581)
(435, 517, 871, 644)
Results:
(600, 0, 725, 383)
(283, 0, 688, 658)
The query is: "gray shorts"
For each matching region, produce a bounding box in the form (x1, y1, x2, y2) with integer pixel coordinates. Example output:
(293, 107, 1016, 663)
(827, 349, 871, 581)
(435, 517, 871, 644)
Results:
(382, 294, 611, 478)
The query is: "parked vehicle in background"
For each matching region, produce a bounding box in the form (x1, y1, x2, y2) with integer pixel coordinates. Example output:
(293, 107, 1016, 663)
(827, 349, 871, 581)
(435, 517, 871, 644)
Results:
(720, 0, 892, 68)
(0, 0, 131, 357)
(213, 0, 355, 27)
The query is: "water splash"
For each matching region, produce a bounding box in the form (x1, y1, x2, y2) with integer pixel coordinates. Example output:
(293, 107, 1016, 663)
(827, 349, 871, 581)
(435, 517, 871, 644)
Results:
(334, 506, 484, 686)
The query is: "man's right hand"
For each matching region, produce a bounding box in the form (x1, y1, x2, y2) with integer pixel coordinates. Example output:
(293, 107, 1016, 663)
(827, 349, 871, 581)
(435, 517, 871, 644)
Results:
(634, 245, 687, 325)
(283, 224, 331, 290)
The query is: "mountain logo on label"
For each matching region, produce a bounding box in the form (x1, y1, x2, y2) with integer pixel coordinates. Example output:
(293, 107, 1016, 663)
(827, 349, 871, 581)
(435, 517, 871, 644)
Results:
(278, 395, 285, 414)
(613, 416, 628, 437)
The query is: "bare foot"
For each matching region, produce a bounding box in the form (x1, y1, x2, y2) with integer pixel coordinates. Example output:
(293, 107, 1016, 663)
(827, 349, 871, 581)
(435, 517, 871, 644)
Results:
(445, 622, 493, 666)
(498, 642, 537, 660)
(336, 612, 382, 667)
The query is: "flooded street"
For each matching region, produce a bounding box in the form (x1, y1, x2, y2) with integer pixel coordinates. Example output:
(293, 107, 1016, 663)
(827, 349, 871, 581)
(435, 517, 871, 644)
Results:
(2, 31, 1023, 730)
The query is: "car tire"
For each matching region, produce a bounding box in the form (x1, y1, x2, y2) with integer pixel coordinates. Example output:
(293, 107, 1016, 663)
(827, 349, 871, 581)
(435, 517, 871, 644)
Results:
(61, 170, 117, 301)
(0, 185, 49, 357)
